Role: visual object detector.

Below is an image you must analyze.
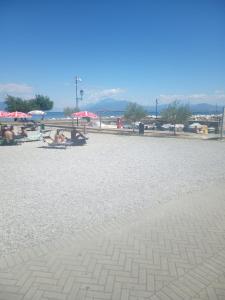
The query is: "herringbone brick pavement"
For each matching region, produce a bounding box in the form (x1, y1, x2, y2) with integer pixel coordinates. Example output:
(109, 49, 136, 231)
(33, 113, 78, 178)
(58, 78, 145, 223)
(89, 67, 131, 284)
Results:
(0, 182, 225, 300)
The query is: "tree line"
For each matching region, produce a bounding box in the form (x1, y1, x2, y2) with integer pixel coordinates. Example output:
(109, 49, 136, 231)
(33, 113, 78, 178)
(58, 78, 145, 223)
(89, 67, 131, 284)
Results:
(64, 101, 191, 126)
(4, 95, 54, 112)
(4, 93, 191, 126)
(124, 101, 191, 124)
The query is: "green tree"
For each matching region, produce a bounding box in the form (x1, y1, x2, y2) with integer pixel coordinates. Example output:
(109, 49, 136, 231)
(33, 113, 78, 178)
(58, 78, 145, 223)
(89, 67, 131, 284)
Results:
(161, 101, 192, 134)
(124, 102, 147, 129)
(5, 95, 21, 111)
(5, 95, 32, 112)
(5, 94, 54, 112)
(33, 95, 53, 111)
(63, 106, 76, 116)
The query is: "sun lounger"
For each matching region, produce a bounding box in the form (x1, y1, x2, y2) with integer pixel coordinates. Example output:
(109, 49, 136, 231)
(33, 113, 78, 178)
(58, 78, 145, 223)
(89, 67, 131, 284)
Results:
(15, 132, 42, 142)
(66, 138, 87, 146)
(0, 139, 21, 146)
(43, 138, 67, 149)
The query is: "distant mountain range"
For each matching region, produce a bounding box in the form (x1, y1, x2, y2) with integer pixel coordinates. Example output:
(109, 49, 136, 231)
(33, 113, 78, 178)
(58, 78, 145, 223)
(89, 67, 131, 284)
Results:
(82, 98, 224, 114)
(0, 98, 224, 114)
(82, 98, 129, 112)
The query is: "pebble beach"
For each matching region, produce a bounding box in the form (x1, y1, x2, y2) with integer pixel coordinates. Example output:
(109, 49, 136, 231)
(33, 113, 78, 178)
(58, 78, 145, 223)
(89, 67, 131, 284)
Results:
(1, 133, 225, 256)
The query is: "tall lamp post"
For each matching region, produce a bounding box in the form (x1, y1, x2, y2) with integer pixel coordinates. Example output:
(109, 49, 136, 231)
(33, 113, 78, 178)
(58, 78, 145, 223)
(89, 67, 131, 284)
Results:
(220, 107, 225, 140)
(75, 76, 84, 111)
(155, 98, 158, 119)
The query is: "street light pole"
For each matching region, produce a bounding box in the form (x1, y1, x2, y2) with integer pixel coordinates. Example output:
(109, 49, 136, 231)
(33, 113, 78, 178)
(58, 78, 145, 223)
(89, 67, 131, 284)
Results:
(155, 98, 158, 119)
(75, 76, 78, 111)
(75, 76, 83, 111)
(220, 107, 225, 140)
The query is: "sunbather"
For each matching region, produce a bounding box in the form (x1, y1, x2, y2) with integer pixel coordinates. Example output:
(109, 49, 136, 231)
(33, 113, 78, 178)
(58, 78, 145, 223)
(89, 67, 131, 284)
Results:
(71, 128, 87, 140)
(3, 128, 14, 143)
(21, 127, 28, 137)
(54, 130, 66, 143)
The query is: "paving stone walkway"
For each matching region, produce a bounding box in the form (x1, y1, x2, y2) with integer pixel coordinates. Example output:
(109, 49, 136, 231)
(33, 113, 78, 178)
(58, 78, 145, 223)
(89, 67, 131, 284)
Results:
(0, 181, 225, 300)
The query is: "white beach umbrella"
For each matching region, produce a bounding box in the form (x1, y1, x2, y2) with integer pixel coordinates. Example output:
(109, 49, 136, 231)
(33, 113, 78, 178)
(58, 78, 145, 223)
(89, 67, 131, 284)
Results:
(28, 110, 46, 115)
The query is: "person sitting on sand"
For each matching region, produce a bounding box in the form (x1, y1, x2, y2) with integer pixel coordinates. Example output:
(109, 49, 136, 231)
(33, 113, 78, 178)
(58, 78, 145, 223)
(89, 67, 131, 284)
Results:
(0, 125, 7, 138)
(9, 126, 15, 138)
(20, 127, 28, 137)
(59, 131, 66, 142)
(3, 128, 14, 143)
(71, 128, 87, 140)
(54, 130, 61, 143)
(54, 130, 66, 143)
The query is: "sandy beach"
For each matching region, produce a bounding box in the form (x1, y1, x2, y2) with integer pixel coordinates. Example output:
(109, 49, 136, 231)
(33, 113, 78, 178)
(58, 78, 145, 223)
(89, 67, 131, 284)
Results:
(1, 134, 225, 256)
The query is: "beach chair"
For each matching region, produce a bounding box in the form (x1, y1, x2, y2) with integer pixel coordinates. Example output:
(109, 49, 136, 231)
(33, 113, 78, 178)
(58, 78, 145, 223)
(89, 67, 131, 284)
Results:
(43, 138, 67, 149)
(0, 139, 21, 146)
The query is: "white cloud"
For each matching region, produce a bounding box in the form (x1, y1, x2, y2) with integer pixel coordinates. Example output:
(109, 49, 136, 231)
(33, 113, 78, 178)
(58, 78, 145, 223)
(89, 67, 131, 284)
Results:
(158, 91, 225, 104)
(0, 83, 34, 99)
(98, 88, 125, 98)
(85, 87, 125, 102)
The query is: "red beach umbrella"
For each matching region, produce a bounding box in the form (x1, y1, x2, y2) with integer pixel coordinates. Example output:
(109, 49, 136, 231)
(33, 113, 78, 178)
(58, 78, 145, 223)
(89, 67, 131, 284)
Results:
(71, 111, 98, 119)
(0, 111, 10, 117)
(7, 111, 31, 118)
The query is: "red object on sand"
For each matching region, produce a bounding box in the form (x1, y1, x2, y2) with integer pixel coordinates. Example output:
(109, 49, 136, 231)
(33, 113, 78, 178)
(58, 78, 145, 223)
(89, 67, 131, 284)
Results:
(71, 111, 98, 118)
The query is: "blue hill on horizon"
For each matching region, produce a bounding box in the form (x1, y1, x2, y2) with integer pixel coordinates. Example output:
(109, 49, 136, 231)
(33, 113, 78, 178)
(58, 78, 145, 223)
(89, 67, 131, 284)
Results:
(82, 98, 224, 114)
(0, 98, 224, 114)
(82, 98, 129, 112)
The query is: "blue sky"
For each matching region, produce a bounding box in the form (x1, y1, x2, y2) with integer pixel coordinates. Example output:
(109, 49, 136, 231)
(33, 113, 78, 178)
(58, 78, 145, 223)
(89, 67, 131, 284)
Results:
(0, 0, 225, 109)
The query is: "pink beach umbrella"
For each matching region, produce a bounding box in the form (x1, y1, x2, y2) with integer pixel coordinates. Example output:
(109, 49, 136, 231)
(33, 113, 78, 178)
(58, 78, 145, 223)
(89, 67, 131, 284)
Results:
(0, 111, 10, 118)
(7, 111, 31, 118)
(71, 111, 98, 118)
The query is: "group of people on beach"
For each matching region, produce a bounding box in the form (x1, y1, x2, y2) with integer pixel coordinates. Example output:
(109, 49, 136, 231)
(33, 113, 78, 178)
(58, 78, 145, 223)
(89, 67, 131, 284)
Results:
(0, 125, 28, 144)
(0, 124, 88, 146)
(50, 128, 87, 144)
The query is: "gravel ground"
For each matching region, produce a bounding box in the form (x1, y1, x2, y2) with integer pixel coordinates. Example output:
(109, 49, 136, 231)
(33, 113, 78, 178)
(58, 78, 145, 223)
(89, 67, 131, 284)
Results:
(1, 134, 225, 255)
